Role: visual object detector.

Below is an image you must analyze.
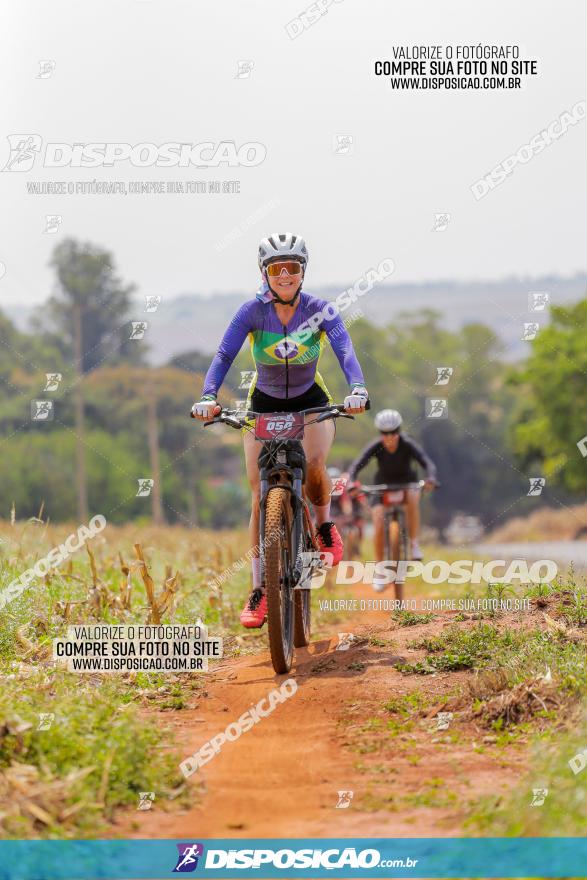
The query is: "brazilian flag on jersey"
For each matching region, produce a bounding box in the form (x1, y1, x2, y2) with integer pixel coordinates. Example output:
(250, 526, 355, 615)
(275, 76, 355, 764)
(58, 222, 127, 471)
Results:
(250, 328, 322, 365)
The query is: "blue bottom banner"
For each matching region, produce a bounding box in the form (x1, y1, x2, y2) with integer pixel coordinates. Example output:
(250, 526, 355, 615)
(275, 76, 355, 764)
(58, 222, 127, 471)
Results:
(0, 838, 586, 879)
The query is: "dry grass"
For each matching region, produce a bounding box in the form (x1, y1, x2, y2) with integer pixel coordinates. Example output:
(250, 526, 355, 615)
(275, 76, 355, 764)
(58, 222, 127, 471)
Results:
(470, 677, 561, 727)
(486, 503, 587, 542)
(0, 516, 254, 838)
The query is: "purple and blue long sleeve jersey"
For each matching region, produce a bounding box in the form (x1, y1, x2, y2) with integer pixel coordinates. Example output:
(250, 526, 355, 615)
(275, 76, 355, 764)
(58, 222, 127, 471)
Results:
(202, 290, 365, 401)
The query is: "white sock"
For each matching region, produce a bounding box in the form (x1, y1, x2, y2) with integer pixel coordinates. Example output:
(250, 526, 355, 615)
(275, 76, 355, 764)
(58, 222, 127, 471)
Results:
(251, 556, 263, 590)
(314, 503, 331, 526)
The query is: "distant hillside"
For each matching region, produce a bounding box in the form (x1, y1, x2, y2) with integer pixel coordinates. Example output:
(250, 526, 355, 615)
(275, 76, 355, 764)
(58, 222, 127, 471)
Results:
(5, 274, 586, 365)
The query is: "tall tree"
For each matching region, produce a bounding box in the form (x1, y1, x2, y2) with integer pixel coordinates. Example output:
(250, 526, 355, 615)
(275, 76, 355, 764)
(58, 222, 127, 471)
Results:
(511, 297, 587, 492)
(45, 239, 144, 519)
(46, 238, 145, 372)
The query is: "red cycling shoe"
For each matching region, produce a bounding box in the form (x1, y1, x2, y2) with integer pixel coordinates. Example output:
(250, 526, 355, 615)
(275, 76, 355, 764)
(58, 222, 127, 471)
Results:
(315, 521, 344, 566)
(240, 588, 267, 628)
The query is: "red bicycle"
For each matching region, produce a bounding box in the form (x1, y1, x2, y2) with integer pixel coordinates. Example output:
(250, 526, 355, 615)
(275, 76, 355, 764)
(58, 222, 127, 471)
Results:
(362, 480, 431, 600)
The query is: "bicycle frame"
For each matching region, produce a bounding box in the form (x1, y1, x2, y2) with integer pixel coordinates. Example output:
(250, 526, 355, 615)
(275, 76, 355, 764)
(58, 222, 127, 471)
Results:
(192, 400, 367, 672)
(362, 481, 424, 594)
(194, 402, 357, 586)
(257, 440, 309, 587)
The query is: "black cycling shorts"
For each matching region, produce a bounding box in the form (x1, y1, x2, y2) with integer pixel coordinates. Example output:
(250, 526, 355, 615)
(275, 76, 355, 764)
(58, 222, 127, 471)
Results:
(250, 381, 330, 414)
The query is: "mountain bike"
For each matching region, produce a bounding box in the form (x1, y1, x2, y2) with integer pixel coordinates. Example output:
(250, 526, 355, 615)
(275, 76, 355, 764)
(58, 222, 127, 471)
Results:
(362, 480, 428, 601)
(192, 403, 358, 674)
(340, 483, 367, 559)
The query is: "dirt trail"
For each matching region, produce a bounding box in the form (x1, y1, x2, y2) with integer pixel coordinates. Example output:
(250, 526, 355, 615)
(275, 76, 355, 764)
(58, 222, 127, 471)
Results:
(122, 581, 529, 838)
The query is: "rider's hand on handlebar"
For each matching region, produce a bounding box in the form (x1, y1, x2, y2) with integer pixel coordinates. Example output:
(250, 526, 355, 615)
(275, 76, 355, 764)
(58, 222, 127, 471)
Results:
(191, 397, 222, 421)
(344, 385, 369, 414)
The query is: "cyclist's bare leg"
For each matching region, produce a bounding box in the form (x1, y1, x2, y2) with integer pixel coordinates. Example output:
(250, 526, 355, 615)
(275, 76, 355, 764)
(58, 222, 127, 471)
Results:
(372, 503, 386, 560)
(239, 430, 268, 624)
(242, 416, 334, 586)
(302, 417, 335, 524)
(243, 430, 261, 569)
(405, 489, 421, 542)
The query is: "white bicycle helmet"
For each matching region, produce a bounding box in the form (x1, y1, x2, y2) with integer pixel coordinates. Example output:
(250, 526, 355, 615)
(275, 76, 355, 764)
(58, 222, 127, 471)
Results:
(258, 232, 308, 271)
(374, 409, 403, 432)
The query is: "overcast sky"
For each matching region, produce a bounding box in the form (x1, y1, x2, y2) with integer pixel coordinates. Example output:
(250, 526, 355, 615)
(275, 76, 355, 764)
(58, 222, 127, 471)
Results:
(1, 0, 586, 306)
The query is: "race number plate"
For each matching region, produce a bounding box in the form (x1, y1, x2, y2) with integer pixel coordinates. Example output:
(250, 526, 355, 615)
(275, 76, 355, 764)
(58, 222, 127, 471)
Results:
(255, 412, 305, 440)
(383, 490, 405, 505)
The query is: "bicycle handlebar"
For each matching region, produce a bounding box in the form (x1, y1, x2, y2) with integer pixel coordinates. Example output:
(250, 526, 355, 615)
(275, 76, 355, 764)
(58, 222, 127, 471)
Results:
(361, 480, 440, 492)
(190, 400, 369, 428)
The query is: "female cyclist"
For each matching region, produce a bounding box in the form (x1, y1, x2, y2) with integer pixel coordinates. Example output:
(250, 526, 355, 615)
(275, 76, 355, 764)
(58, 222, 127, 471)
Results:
(192, 233, 369, 627)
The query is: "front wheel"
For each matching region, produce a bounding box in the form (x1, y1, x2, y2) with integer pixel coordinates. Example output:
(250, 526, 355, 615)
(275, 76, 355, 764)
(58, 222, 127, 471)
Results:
(264, 487, 295, 674)
(293, 558, 312, 648)
(294, 515, 314, 648)
(393, 511, 409, 602)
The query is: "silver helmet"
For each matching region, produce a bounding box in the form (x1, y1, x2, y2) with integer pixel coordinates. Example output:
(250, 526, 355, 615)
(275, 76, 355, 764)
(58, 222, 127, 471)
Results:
(374, 409, 403, 432)
(258, 232, 308, 271)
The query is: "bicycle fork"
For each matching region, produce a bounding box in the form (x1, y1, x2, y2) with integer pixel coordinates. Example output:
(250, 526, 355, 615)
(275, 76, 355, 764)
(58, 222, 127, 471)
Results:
(259, 467, 305, 588)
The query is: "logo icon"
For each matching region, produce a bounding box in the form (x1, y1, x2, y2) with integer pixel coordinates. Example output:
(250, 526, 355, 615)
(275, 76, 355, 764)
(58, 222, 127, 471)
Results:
(239, 370, 255, 389)
(528, 477, 545, 497)
(44, 215, 62, 234)
(136, 478, 154, 497)
(436, 711, 453, 731)
(336, 633, 355, 652)
(274, 338, 299, 360)
(145, 295, 161, 313)
(330, 475, 348, 497)
(435, 367, 453, 386)
(426, 398, 448, 419)
(43, 373, 63, 391)
(522, 322, 539, 341)
(173, 843, 204, 873)
(44, 373, 62, 392)
(336, 790, 354, 808)
(528, 291, 550, 311)
(2, 135, 42, 171)
(31, 400, 54, 421)
(530, 787, 548, 806)
(432, 212, 451, 232)
(298, 550, 329, 590)
(130, 321, 148, 340)
(333, 135, 354, 156)
(569, 748, 587, 776)
(37, 713, 55, 730)
(235, 60, 254, 79)
(137, 791, 155, 811)
(37, 60, 56, 79)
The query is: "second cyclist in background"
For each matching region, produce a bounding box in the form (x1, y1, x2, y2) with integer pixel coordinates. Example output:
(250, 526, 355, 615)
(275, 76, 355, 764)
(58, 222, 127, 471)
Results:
(327, 466, 366, 558)
(348, 409, 438, 566)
